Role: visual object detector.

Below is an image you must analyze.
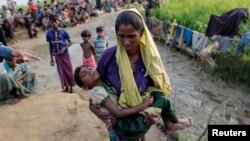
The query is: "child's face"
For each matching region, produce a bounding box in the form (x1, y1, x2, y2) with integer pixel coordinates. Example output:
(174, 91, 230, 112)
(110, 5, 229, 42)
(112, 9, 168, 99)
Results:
(82, 36, 90, 42)
(6, 59, 16, 68)
(97, 31, 104, 37)
(52, 20, 59, 29)
(79, 66, 99, 89)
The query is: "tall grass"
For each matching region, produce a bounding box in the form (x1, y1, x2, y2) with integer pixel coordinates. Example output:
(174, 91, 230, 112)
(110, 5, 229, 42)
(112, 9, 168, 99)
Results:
(154, 0, 250, 33)
(153, 0, 250, 92)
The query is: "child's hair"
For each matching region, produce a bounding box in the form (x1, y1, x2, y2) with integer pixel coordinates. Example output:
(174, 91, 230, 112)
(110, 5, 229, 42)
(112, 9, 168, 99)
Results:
(96, 26, 104, 32)
(81, 29, 92, 37)
(74, 65, 85, 88)
(51, 16, 59, 23)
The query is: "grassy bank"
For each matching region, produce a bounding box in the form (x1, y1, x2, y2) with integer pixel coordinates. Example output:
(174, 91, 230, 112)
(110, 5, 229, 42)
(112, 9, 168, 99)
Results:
(153, 0, 250, 92)
(154, 0, 250, 33)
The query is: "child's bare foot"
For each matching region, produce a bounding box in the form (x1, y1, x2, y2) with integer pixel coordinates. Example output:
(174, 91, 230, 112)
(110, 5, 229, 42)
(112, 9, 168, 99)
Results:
(179, 117, 192, 126)
(164, 117, 192, 135)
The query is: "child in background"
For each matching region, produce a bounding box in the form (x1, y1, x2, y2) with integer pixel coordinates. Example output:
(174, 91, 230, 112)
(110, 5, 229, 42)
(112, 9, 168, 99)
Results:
(92, 26, 109, 62)
(28, 23, 39, 38)
(80, 30, 97, 68)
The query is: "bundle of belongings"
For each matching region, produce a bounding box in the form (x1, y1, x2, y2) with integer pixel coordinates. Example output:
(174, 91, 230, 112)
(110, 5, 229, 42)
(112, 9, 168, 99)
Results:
(205, 8, 249, 38)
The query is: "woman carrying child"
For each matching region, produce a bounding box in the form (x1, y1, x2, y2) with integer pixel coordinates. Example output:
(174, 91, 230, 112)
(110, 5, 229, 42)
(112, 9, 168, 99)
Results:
(81, 9, 191, 140)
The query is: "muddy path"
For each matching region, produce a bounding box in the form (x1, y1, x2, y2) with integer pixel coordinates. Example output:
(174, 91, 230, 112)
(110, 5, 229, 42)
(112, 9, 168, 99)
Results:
(5, 11, 250, 140)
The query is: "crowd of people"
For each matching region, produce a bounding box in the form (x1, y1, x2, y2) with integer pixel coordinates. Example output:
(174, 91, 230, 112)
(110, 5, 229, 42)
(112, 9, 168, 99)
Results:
(0, 0, 192, 140)
(0, 0, 123, 45)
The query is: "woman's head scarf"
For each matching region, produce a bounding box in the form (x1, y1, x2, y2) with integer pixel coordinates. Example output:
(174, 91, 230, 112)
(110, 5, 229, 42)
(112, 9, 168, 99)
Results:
(116, 9, 171, 114)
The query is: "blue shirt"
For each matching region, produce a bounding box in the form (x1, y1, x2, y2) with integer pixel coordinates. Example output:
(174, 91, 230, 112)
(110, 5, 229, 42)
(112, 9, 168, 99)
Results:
(1, 60, 29, 79)
(92, 36, 109, 60)
(46, 29, 70, 54)
(0, 42, 13, 60)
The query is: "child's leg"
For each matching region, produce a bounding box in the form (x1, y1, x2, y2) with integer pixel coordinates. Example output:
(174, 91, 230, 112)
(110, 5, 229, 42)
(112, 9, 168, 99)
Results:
(150, 91, 175, 120)
(150, 91, 192, 134)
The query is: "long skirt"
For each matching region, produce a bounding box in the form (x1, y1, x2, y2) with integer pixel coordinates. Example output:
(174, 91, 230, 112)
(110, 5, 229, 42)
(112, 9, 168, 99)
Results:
(55, 52, 75, 89)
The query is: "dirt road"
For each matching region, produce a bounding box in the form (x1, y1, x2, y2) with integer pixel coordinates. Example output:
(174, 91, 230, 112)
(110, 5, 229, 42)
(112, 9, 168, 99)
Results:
(0, 11, 249, 141)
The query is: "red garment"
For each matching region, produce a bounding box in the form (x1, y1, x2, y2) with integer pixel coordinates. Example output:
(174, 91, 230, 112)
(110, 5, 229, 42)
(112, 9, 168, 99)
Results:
(28, 2, 38, 12)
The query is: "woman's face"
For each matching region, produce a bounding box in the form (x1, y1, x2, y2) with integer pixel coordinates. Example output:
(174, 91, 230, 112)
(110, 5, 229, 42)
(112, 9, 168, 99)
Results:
(117, 24, 141, 51)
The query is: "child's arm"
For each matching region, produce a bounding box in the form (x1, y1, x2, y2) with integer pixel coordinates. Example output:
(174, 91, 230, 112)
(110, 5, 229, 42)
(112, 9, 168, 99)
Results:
(90, 44, 96, 56)
(103, 97, 153, 118)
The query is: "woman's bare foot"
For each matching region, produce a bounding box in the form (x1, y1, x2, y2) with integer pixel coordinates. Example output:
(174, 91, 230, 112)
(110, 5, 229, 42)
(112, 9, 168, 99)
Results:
(164, 117, 192, 135)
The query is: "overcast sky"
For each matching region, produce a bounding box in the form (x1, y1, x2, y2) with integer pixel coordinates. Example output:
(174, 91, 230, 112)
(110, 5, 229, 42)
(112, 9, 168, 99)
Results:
(0, 0, 30, 7)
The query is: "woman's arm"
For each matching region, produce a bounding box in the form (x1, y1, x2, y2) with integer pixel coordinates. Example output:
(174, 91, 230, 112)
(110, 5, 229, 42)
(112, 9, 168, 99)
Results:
(103, 97, 153, 118)
(89, 99, 115, 125)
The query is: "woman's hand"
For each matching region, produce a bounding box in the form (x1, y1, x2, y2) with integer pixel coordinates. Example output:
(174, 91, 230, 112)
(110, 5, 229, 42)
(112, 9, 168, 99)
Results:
(89, 99, 116, 125)
(144, 112, 160, 126)
(141, 96, 154, 107)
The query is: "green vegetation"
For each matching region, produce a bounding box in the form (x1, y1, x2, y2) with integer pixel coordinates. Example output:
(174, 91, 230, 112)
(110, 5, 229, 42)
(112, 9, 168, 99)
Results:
(153, 0, 250, 92)
(211, 45, 250, 92)
(154, 0, 250, 33)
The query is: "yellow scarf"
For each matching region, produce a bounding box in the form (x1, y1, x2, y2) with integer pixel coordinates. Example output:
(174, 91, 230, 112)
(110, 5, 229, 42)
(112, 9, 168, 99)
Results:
(116, 9, 171, 115)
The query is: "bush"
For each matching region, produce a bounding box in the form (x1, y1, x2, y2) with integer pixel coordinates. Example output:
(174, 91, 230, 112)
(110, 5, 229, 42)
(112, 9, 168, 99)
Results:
(211, 47, 250, 92)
